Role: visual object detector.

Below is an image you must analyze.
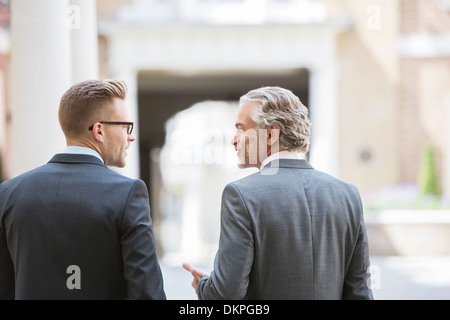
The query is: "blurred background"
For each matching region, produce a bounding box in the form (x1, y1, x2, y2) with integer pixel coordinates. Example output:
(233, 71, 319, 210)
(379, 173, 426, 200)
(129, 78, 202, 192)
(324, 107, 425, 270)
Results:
(0, 0, 450, 299)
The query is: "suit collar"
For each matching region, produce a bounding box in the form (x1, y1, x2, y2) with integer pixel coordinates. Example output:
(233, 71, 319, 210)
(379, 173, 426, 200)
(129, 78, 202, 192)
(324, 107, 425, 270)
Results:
(48, 153, 106, 167)
(261, 158, 314, 170)
(64, 146, 104, 163)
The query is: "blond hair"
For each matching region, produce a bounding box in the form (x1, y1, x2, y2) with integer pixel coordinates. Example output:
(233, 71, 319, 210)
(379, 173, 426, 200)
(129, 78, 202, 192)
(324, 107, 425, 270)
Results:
(59, 79, 127, 137)
(240, 86, 311, 153)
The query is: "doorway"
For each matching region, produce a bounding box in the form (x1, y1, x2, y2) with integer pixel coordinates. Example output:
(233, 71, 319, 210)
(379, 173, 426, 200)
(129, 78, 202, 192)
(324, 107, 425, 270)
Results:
(137, 68, 309, 256)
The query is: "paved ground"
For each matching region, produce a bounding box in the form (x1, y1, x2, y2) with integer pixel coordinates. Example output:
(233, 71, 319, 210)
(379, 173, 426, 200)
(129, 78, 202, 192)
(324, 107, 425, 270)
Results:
(369, 256, 450, 300)
(160, 256, 450, 300)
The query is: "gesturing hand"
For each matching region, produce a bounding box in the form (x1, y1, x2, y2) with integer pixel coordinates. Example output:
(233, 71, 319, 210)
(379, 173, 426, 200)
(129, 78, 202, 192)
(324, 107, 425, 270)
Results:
(182, 262, 210, 293)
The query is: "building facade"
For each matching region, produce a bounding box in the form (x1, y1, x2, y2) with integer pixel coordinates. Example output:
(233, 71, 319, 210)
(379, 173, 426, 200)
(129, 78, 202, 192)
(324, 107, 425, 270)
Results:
(1, 0, 450, 260)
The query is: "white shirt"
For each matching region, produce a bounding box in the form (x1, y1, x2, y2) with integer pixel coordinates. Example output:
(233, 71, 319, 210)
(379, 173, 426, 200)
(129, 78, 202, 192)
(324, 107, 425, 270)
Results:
(260, 150, 305, 170)
(63, 146, 104, 164)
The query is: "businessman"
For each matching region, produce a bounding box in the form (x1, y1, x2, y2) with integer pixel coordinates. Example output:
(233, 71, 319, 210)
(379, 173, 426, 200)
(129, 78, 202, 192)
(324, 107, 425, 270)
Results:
(183, 86, 373, 299)
(0, 79, 166, 299)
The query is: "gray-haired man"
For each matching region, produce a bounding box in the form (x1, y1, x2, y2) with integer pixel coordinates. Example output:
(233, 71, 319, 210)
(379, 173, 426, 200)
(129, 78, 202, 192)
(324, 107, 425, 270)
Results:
(183, 86, 373, 300)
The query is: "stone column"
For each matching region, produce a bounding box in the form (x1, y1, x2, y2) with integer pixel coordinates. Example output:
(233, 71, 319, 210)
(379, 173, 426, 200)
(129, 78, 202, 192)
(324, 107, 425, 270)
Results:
(180, 172, 202, 263)
(69, 0, 99, 83)
(446, 95, 450, 197)
(10, 0, 71, 177)
(308, 64, 339, 178)
(178, 0, 196, 21)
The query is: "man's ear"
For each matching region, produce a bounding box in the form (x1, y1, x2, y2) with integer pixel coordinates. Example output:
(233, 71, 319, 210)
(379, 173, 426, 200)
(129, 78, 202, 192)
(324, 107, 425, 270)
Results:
(91, 122, 104, 142)
(267, 124, 281, 146)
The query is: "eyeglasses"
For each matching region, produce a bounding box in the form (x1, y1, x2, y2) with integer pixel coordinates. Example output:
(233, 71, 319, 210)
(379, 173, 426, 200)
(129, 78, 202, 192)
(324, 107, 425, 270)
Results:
(88, 121, 134, 135)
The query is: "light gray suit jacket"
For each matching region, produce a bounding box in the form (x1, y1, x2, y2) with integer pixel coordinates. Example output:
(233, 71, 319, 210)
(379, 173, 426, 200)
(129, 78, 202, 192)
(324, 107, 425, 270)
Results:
(197, 159, 373, 300)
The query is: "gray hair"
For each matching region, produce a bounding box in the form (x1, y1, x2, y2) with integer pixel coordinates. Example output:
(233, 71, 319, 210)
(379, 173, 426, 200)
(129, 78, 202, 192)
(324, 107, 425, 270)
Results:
(239, 86, 311, 153)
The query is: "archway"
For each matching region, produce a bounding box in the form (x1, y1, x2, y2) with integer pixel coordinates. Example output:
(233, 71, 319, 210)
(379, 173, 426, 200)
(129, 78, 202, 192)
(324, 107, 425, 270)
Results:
(137, 68, 309, 257)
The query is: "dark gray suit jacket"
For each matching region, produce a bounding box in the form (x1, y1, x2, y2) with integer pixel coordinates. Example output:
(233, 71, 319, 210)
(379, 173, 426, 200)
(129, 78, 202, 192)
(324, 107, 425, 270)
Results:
(198, 159, 373, 300)
(0, 154, 166, 299)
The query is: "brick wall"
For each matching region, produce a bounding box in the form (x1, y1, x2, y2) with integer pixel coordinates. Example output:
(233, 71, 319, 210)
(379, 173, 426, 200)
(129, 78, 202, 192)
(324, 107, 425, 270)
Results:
(401, 0, 450, 33)
(399, 0, 450, 191)
(399, 58, 450, 184)
(322, 0, 400, 194)
(321, 0, 450, 196)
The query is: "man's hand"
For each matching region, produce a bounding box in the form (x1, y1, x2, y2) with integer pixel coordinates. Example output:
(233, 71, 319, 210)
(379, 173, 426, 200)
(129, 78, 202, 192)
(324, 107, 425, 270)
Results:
(182, 262, 210, 293)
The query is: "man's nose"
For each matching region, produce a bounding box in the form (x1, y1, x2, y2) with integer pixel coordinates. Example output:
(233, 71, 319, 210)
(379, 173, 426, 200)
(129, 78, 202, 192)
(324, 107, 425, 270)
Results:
(129, 132, 136, 142)
(231, 134, 238, 146)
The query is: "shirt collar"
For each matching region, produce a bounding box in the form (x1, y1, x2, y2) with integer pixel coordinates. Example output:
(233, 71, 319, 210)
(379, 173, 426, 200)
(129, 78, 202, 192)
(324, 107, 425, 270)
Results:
(63, 146, 104, 164)
(260, 150, 305, 170)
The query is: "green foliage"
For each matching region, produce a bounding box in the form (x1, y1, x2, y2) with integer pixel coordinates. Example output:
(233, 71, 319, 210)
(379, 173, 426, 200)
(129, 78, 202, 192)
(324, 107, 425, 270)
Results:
(418, 143, 441, 197)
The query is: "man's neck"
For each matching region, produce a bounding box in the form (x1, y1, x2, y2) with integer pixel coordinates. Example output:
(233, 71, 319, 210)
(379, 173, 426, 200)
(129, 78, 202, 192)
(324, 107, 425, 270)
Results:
(64, 146, 104, 164)
(260, 150, 305, 170)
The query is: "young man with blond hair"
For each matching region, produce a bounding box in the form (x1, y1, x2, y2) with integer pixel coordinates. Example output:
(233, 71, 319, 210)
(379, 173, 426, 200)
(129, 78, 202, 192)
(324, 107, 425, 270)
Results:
(0, 79, 166, 299)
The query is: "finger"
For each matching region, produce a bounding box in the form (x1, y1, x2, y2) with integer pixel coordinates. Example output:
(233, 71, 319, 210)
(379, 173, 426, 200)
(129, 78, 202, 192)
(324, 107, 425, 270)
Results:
(183, 262, 202, 277)
(183, 262, 209, 279)
(182, 262, 194, 273)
